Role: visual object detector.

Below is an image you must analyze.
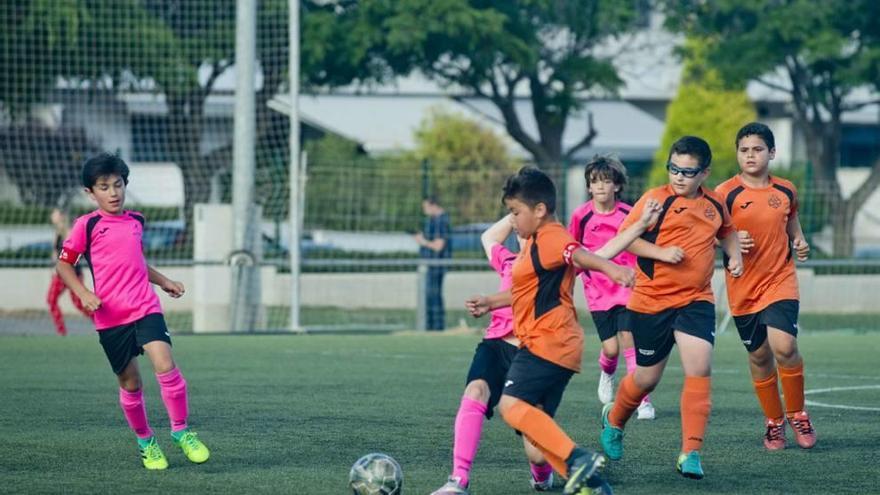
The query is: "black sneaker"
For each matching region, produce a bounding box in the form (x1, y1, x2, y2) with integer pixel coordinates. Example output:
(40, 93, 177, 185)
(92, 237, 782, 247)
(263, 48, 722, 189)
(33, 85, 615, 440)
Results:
(563, 447, 611, 495)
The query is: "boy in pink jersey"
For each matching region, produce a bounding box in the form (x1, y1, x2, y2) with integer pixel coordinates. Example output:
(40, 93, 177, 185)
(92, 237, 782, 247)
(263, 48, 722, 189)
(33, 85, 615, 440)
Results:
(55, 153, 210, 470)
(568, 156, 655, 419)
(431, 214, 553, 495)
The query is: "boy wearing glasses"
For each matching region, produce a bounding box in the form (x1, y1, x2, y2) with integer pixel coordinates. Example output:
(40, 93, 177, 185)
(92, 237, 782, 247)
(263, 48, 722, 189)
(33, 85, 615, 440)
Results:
(715, 122, 815, 451)
(599, 136, 743, 480)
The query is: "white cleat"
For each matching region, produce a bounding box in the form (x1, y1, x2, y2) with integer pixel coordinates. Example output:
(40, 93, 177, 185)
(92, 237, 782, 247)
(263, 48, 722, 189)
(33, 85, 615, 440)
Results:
(637, 400, 655, 420)
(597, 371, 615, 404)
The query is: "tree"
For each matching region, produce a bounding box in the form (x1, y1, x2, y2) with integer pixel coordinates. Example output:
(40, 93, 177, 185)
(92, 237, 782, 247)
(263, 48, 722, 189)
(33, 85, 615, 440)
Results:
(648, 38, 756, 186)
(305, 0, 641, 165)
(662, 0, 880, 256)
(412, 108, 519, 223)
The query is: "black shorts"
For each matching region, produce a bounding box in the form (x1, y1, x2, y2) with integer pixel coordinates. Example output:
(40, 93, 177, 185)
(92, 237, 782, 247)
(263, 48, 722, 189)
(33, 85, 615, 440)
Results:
(503, 347, 574, 418)
(733, 299, 799, 352)
(591, 305, 630, 342)
(465, 338, 519, 419)
(98, 313, 172, 375)
(629, 301, 715, 367)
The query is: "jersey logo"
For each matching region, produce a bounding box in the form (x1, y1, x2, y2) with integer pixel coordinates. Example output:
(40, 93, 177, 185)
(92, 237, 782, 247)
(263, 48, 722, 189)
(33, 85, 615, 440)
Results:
(97, 227, 109, 236)
(768, 194, 782, 209)
(740, 201, 753, 209)
(590, 224, 601, 231)
(704, 207, 716, 220)
(673, 207, 688, 214)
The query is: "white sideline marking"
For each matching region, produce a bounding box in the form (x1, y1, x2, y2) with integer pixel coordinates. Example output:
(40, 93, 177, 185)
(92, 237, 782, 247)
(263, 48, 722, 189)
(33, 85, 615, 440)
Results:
(804, 384, 880, 412)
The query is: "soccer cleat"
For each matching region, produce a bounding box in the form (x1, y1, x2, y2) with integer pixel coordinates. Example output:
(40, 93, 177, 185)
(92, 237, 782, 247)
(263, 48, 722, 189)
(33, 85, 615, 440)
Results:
(676, 451, 704, 479)
(597, 371, 615, 404)
(530, 471, 554, 491)
(172, 429, 210, 464)
(763, 417, 786, 450)
(138, 437, 168, 470)
(787, 411, 817, 449)
(600, 402, 624, 460)
(562, 447, 607, 495)
(636, 400, 655, 420)
(430, 476, 469, 495)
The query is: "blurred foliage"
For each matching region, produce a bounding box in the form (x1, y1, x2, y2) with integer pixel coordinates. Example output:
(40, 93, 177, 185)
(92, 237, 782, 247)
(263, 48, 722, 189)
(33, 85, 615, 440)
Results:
(649, 38, 756, 187)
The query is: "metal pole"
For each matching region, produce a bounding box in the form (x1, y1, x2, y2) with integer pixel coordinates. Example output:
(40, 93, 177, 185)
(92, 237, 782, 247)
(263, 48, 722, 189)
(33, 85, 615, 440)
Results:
(231, 0, 258, 332)
(288, 0, 302, 332)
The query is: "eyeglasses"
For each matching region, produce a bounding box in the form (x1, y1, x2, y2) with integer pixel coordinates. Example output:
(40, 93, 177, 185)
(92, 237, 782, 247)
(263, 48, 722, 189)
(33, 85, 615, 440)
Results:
(666, 163, 704, 178)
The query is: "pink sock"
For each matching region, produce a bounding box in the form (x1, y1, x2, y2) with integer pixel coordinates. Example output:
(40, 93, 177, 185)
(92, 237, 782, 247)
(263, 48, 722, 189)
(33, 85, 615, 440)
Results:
(156, 368, 189, 432)
(119, 388, 153, 439)
(530, 462, 553, 482)
(598, 351, 618, 375)
(623, 348, 651, 404)
(451, 396, 488, 486)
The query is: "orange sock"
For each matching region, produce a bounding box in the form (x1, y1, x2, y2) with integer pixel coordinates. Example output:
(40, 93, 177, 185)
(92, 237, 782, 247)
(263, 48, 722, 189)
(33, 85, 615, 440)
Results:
(680, 376, 712, 453)
(501, 400, 575, 476)
(752, 372, 784, 421)
(778, 362, 805, 416)
(609, 374, 646, 429)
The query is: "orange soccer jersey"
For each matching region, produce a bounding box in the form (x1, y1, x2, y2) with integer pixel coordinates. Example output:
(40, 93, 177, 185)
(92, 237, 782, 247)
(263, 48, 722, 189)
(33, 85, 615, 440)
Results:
(620, 185, 734, 314)
(715, 175, 799, 316)
(510, 222, 583, 372)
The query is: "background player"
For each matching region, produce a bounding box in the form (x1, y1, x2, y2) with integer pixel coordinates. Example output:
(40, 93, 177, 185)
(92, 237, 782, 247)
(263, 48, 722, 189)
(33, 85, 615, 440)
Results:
(56, 153, 210, 470)
(46, 207, 88, 335)
(716, 122, 815, 450)
(568, 155, 654, 419)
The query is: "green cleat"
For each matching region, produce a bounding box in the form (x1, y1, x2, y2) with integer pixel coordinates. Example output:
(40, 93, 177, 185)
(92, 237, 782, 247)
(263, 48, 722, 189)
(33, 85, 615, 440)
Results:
(138, 437, 168, 470)
(172, 429, 210, 464)
(600, 403, 624, 461)
(676, 451, 704, 479)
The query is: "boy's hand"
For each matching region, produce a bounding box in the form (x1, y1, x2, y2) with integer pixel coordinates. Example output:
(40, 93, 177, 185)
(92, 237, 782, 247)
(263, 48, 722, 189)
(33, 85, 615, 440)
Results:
(160, 280, 186, 298)
(80, 291, 102, 312)
(413, 232, 425, 246)
(659, 246, 685, 264)
(465, 295, 490, 317)
(638, 198, 662, 228)
(727, 257, 744, 277)
(605, 264, 636, 288)
(738, 230, 755, 254)
(792, 237, 810, 261)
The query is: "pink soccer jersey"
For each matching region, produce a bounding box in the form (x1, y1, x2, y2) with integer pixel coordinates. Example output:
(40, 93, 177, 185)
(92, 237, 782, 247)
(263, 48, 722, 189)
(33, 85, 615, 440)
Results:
(484, 243, 516, 340)
(567, 200, 635, 312)
(59, 210, 163, 330)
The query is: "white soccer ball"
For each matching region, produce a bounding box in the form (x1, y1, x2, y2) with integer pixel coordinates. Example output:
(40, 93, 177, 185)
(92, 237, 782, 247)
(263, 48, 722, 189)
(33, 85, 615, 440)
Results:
(349, 453, 403, 495)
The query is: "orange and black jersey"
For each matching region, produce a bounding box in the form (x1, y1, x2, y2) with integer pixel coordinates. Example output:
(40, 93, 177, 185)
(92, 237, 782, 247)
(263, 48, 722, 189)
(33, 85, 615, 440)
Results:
(620, 185, 734, 314)
(716, 175, 799, 316)
(511, 222, 583, 372)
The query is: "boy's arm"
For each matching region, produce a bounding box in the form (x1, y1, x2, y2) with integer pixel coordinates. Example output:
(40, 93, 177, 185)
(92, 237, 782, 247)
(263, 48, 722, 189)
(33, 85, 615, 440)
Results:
(719, 232, 744, 277)
(593, 198, 662, 259)
(148, 265, 186, 298)
(56, 261, 101, 312)
(570, 248, 635, 288)
(480, 214, 513, 261)
(465, 289, 512, 317)
(786, 212, 810, 261)
(627, 238, 686, 263)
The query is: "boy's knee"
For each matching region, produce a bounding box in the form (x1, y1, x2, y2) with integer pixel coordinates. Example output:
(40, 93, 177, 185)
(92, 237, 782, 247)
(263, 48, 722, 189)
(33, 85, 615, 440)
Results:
(463, 380, 490, 403)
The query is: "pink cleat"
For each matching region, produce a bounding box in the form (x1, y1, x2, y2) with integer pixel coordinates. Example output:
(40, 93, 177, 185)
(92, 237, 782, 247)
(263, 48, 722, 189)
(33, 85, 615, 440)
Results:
(763, 418, 785, 450)
(787, 411, 816, 449)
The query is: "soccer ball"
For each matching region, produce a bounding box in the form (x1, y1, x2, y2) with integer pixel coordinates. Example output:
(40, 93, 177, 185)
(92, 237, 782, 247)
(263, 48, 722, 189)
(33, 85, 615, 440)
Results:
(349, 453, 403, 495)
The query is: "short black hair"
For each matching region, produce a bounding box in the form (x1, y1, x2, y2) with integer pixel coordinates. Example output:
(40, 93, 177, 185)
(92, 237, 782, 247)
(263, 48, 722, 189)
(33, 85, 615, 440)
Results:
(584, 155, 628, 194)
(668, 136, 712, 170)
(736, 122, 775, 150)
(81, 152, 129, 189)
(502, 166, 556, 214)
(422, 195, 441, 206)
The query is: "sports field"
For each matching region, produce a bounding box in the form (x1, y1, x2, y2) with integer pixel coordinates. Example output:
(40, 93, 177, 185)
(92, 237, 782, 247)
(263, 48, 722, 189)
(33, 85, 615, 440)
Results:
(1, 329, 877, 494)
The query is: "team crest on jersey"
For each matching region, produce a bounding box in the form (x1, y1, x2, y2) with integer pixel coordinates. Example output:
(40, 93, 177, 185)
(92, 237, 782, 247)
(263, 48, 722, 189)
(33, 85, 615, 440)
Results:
(768, 194, 782, 209)
(704, 206, 716, 220)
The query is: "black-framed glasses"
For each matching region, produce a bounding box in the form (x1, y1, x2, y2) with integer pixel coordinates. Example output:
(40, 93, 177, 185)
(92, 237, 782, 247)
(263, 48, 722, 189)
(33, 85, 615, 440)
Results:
(666, 163, 704, 178)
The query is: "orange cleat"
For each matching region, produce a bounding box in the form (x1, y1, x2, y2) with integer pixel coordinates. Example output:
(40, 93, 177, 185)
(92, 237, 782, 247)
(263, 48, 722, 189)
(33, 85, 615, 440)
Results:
(787, 411, 816, 449)
(763, 418, 785, 450)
